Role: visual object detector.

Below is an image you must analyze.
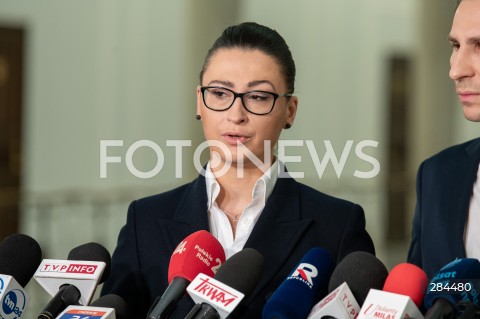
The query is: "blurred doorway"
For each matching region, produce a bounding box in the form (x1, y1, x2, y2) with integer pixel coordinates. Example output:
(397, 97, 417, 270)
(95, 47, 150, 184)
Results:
(386, 55, 411, 243)
(0, 26, 24, 240)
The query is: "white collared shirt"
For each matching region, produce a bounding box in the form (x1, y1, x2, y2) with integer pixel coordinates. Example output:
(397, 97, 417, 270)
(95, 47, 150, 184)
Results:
(465, 163, 480, 259)
(205, 160, 279, 259)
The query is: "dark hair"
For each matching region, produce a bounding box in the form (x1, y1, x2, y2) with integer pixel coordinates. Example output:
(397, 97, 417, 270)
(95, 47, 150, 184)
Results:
(199, 22, 296, 94)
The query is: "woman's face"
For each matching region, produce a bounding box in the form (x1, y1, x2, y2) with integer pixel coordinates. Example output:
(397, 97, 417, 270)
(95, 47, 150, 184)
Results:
(197, 48, 298, 170)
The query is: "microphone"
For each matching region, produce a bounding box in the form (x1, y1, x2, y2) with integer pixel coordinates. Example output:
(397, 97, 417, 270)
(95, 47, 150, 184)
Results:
(0, 233, 42, 318)
(328, 251, 389, 305)
(91, 294, 128, 319)
(55, 294, 128, 319)
(357, 262, 428, 319)
(185, 248, 264, 319)
(454, 301, 480, 319)
(424, 258, 480, 319)
(34, 242, 111, 319)
(308, 251, 388, 319)
(146, 230, 226, 319)
(383, 263, 428, 308)
(262, 247, 334, 319)
(424, 299, 455, 319)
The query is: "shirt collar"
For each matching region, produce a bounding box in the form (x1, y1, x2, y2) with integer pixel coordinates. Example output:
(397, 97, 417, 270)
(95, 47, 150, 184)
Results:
(205, 160, 280, 210)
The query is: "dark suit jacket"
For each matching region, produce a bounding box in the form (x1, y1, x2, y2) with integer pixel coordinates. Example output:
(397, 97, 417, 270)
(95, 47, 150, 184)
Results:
(408, 138, 480, 280)
(101, 173, 375, 318)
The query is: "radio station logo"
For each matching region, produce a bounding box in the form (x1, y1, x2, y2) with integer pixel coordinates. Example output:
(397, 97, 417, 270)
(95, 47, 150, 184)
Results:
(289, 263, 318, 288)
(2, 289, 26, 318)
(172, 240, 187, 256)
(39, 263, 98, 275)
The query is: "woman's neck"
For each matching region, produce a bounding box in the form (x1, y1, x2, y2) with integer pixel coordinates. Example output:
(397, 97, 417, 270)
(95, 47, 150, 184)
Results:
(214, 164, 264, 201)
(211, 162, 269, 234)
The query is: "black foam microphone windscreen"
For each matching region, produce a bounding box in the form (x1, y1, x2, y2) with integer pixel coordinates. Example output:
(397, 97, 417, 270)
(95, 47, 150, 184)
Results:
(184, 248, 265, 319)
(0, 233, 42, 287)
(328, 251, 388, 305)
(91, 294, 128, 319)
(214, 247, 264, 296)
(67, 242, 111, 283)
(37, 242, 112, 319)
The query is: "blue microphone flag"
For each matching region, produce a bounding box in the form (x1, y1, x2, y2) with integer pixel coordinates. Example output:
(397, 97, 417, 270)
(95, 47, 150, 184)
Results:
(424, 258, 480, 309)
(262, 247, 334, 319)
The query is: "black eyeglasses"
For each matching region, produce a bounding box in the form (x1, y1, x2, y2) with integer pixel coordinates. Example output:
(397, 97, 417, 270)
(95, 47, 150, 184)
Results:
(200, 86, 293, 115)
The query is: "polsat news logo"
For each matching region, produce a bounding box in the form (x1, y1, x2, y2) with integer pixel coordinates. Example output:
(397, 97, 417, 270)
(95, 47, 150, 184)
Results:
(39, 263, 98, 274)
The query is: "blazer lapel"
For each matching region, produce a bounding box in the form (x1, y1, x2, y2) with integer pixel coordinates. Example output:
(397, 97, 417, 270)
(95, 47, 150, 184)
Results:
(243, 177, 312, 302)
(159, 174, 312, 302)
(447, 139, 480, 257)
(162, 175, 211, 249)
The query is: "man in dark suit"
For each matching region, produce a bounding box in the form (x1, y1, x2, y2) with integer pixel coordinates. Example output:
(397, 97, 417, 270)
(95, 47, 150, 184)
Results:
(408, 0, 480, 279)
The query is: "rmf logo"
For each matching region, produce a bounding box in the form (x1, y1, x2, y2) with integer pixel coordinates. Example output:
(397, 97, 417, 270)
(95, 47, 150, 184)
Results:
(291, 263, 318, 286)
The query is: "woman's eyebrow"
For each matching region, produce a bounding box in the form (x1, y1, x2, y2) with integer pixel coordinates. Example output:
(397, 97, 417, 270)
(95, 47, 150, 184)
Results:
(248, 80, 276, 90)
(207, 80, 234, 88)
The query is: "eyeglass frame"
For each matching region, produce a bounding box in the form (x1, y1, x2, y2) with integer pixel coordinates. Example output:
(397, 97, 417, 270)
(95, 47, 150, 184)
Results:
(200, 86, 293, 115)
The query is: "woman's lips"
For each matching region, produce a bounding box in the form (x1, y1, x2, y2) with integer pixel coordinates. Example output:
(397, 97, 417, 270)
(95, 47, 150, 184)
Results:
(222, 133, 250, 145)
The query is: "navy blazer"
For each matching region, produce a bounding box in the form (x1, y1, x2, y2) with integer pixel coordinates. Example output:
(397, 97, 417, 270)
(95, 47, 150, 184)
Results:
(101, 173, 375, 318)
(408, 138, 480, 279)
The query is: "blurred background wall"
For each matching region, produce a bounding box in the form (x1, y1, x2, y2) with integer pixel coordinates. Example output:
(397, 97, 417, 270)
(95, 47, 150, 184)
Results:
(0, 0, 475, 316)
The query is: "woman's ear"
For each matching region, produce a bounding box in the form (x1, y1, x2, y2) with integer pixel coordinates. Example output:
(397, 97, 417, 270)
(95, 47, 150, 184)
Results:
(196, 86, 203, 117)
(285, 96, 298, 128)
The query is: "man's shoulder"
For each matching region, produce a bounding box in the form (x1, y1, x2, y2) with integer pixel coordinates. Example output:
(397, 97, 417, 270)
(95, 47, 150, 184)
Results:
(424, 137, 480, 166)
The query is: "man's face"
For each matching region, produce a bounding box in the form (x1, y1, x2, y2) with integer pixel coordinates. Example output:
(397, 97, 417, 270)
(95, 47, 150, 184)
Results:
(449, 0, 480, 121)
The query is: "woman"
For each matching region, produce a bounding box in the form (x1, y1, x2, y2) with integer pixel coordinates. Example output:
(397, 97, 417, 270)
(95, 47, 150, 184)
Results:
(102, 22, 375, 318)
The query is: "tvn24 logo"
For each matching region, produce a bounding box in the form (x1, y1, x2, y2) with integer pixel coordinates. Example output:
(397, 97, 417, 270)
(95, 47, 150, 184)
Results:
(0, 277, 27, 319)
